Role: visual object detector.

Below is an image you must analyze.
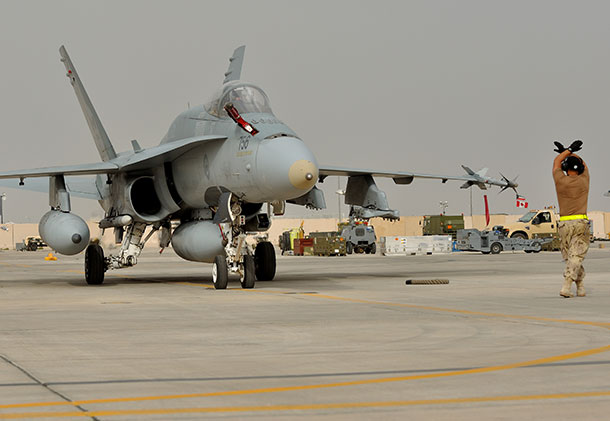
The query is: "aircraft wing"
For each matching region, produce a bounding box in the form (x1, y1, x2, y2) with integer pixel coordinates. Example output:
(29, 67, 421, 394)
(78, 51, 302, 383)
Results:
(0, 135, 226, 182)
(118, 135, 227, 172)
(0, 177, 101, 200)
(0, 162, 119, 180)
(319, 165, 517, 190)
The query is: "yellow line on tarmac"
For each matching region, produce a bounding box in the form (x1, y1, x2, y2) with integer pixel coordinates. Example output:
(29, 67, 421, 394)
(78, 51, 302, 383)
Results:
(178, 283, 610, 329)
(1, 344, 609, 410)
(303, 293, 610, 329)
(1, 390, 609, 419)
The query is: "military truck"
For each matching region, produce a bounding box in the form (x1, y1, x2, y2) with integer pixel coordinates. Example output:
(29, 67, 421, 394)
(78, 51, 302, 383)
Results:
(422, 214, 464, 239)
(505, 209, 559, 240)
(339, 221, 377, 254)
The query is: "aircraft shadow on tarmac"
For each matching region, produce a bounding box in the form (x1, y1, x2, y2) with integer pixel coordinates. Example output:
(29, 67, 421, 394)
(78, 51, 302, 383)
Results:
(63, 269, 414, 289)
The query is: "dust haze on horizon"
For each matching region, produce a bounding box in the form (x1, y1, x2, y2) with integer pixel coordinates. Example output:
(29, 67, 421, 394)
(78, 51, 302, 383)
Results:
(1, 0, 609, 223)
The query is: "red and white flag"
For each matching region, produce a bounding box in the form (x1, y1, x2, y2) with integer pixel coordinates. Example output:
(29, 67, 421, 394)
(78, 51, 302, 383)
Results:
(516, 196, 528, 208)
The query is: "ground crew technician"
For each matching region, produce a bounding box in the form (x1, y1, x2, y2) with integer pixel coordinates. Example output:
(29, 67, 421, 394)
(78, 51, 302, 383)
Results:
(552, 140, 590, 298)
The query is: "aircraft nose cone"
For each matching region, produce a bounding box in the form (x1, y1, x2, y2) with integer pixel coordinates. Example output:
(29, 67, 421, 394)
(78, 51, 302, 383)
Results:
(256, 136, 319, 200)
(289, 160, 318, 190)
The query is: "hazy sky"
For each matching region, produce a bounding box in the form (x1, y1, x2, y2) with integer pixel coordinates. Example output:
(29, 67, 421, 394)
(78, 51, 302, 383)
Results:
(1, 0, 609, 222)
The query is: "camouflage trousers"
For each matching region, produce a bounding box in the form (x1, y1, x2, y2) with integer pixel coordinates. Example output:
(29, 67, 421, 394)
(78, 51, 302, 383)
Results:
(558, 219, 590, 285)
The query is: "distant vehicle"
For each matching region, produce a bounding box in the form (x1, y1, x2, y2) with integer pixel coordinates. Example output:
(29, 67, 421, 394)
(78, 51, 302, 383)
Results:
(309, 232, 347, 256)
(278, 222, 305, 255)
(457, 227, 550, 254)
(505, 209, 559, 240)
(17, 236, 47, 251)
(422, 214, 465, 239)
(339, 220, 376, 254)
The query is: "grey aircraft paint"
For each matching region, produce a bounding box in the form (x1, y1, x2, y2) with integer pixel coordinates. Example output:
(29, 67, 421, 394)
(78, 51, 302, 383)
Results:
(0, 45, 517, 288)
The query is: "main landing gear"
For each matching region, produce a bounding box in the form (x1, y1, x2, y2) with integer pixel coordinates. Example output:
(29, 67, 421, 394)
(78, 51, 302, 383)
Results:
(211, 222, 277, 290)
(83, 221, 160, 286)
(211, 238, 276, 290)
(85, 244, 105, 285)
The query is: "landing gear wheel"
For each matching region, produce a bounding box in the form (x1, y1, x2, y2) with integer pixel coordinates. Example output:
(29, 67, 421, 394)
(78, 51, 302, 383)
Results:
(240, 255, 256, 289)
(85, 244, 105, 285)
(490, 242, 503, 255)
(212, 255, 228, 289)
(255, 242, 276, 281)
(346, 242, 353, 255)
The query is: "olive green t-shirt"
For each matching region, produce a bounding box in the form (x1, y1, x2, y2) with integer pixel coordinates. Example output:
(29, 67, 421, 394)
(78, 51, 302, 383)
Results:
(553, 167, 589, 216)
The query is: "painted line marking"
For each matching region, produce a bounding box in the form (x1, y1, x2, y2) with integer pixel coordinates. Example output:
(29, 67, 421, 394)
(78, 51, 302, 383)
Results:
(2, 344, 609, 410)
(1, 390, 609, 419)
(302, 293, 610, 329)
(178, 282, 610, 329)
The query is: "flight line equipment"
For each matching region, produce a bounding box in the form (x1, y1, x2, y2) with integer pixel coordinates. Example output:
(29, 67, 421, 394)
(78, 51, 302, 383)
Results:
(339, 219, 377, 254)
(456, 227, 551, 254)
(0, 45, 519, 289)
(422, 214, 464, 239)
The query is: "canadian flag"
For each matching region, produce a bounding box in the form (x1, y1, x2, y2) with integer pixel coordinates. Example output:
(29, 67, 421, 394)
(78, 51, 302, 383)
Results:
(516, 196, 528, 208)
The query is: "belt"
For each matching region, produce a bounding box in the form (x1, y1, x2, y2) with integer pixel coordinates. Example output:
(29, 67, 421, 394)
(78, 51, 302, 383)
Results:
(559, 214, 588, 221)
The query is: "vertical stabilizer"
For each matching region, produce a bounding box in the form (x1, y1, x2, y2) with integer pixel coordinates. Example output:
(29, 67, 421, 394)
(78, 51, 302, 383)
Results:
(223, 45, 245, 84)
(59, 46, 117, 162)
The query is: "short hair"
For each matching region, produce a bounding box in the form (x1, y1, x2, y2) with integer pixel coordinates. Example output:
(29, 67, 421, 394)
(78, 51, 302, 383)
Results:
(561, 156, 585, 175)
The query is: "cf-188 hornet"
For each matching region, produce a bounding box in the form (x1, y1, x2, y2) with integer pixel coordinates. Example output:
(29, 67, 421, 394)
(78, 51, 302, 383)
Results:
(0, 46, 518, 289)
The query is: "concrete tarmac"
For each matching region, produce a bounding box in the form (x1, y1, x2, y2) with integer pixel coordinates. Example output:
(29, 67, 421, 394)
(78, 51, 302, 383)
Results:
(0, 247, 609, 420)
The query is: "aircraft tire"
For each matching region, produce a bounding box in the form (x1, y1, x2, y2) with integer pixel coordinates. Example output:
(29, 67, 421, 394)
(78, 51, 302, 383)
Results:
(240, 255, 256, 289)
(531, 241, 542, 253)
(85, 244, 105, 285)
(212, 255, 228, 289)
(255, 241, 276, 281)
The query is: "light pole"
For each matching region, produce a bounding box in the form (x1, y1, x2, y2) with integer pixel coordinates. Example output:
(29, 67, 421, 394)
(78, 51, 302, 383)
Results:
(335, 178, 346, 222)
(0, 192, 5, 224)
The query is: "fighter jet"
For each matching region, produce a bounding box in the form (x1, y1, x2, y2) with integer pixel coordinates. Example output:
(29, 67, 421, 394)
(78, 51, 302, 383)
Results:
(0, 46, 518, 289)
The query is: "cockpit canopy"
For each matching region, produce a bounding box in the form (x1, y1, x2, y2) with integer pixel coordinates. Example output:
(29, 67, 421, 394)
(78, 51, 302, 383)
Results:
(205, 81, 273, 118)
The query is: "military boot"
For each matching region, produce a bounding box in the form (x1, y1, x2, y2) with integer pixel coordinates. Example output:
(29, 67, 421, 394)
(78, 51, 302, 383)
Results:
(576, 280, 586, 297)
(560, 279, 574, 298)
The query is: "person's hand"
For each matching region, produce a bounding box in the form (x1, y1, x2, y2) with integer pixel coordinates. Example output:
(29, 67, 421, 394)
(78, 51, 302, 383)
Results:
(568, 140, 583, 152)
(553, 141, 566, 153)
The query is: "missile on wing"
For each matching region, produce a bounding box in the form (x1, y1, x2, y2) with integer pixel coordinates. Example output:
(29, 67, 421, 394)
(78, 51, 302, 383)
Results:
(38, 210, 90, 255)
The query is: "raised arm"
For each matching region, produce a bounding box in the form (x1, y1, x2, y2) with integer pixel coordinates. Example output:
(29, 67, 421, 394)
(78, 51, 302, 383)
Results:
(553, 150, 571, 172)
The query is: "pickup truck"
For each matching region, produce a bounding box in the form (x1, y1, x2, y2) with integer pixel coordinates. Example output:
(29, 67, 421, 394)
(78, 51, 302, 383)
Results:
(505, 209, 559, 240)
